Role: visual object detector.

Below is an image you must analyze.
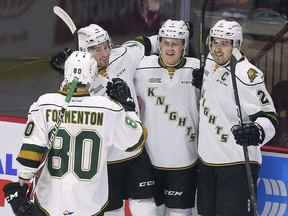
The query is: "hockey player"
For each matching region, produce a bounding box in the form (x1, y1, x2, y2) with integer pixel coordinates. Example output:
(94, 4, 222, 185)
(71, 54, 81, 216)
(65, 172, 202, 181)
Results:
(133, 19, 200, 216)
(50, 24, 158, 215)
(2, 51, 146, 216)
(195, 20, 278, 216)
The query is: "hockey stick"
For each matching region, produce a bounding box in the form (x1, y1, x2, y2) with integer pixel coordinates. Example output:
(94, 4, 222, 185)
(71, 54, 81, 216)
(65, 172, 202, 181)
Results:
(53, 6, 78, 49)
(251, 22, 288, 65)
(31, 7, 79, 193)
(200, 0, 208, 68)
(53, 6, 77, 34)
(230, 49, 259, 216)
(30, 76, 79, 197)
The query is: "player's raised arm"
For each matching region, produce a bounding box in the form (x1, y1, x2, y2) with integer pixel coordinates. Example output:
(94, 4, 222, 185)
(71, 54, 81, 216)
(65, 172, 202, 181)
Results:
(106, 77, 147, 152)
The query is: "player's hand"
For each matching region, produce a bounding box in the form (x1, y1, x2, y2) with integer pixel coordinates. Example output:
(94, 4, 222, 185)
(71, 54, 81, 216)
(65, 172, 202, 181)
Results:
(192, 68, 204, 89)
(3, 182, 34, 216)
(50, 48, 73, 75)
(231, 122, 265, 146)
(106, 78, 136, 112)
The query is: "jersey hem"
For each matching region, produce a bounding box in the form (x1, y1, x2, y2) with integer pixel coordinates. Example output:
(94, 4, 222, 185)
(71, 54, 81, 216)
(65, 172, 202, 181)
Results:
(152, 161, 198, 170)
(107, 148, 143, 164)
(199, 156, 261, 167)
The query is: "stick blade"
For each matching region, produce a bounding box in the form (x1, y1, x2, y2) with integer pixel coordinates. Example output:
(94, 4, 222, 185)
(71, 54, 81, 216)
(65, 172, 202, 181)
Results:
(53, 6, 77, 34)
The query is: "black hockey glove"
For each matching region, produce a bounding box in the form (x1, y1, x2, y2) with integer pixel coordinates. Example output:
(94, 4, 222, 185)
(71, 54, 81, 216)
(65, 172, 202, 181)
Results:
(232, 122, 265, 146)
(192, 68, 204, 89)
(49, 47, 73, 75)
(106, 78, 136, 112)
(3, 182, 36, 216)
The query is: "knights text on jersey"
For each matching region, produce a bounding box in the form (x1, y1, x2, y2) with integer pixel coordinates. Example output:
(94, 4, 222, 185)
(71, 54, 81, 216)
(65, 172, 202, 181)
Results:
(16, 92, 144, 215)
(90, 41, 145, 163)
(198, 53, 276, 166)
(134, 55, 200, 169)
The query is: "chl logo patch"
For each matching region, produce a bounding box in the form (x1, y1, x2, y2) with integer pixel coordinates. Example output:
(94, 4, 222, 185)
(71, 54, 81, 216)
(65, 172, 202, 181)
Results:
(148, 77, 162, 84)
(247, 68, 258, 83)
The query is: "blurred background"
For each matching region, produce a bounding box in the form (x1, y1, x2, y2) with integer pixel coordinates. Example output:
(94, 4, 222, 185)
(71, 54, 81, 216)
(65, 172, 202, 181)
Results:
(0, 0, 287, 148)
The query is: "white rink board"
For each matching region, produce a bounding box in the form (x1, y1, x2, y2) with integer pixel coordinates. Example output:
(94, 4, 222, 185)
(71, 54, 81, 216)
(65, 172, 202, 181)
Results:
(0, 119, 26, 215)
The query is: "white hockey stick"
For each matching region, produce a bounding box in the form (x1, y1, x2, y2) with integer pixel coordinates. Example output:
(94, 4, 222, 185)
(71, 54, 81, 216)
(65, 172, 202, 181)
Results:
(53, 6, 78, 49)
(29, 8, 80, 196)
(53, 6, 77, 34)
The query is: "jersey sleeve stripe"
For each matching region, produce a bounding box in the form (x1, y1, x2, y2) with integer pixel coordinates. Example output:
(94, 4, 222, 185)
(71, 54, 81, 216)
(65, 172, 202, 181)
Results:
(249, 111, 278, 128)
(126, 124, 147, 152)
(16, 143, 46, 168)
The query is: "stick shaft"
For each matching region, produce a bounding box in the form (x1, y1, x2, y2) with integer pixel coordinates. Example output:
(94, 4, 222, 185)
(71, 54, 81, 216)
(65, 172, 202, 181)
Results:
(31, 76, 78, 195)
(230, 55, 259, 216)
(200, 0, 208, 68)
(251, 22, 288, 64)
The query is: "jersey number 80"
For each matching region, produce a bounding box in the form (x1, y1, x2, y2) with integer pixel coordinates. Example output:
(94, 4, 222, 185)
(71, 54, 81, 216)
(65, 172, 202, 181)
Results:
(48, 129, 101, 181)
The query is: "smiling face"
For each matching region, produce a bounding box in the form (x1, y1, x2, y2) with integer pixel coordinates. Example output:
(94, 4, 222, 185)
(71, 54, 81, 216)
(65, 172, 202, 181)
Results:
(159, 37, 184, 66)
(88, 41, 111, 68)
(211, 37, 233, 65)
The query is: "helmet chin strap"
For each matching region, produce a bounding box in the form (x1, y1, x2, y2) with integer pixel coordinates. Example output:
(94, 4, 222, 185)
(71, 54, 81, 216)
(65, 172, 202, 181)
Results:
(232, 47, 242, 61)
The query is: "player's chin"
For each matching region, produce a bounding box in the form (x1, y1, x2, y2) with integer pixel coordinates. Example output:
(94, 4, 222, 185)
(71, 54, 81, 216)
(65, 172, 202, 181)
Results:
(163, 53, 176, 60)
(213, 56, 225, 65)
(99, 61, 109, 68)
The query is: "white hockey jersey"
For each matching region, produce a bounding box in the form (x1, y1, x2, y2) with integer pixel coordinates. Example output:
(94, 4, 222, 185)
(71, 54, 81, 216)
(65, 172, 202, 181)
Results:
(17, 91, 145, 215)
(198, 52, 277, 166)
(134, 55, 200, 169)
(90, 40, 147, 163)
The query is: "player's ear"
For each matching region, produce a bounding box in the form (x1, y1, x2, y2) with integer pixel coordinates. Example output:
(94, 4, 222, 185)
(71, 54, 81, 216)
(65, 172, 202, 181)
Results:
(235, 40, 241, 49)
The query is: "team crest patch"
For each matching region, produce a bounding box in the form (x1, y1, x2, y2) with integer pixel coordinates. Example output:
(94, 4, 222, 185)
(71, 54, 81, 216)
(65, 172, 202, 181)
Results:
(247, 68, 258, 83)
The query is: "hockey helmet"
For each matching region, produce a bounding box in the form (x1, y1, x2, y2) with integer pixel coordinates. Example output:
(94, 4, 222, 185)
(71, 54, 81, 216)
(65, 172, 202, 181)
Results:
(64, 51, 97, 85)
(158, 19, 190, 56)
(78, 24, 111, 51)
(208, 19, 243, 50)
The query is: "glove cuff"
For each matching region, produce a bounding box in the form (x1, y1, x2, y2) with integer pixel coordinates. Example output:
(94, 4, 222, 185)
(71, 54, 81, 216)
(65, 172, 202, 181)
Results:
(119, 97, 135, 112)
(255, 117, 274, 145)
(254, 122, 265, 144)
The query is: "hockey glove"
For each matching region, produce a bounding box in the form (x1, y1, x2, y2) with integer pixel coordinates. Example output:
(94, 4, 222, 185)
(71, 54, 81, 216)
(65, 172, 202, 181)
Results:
(50, 48, 73, 75)
(106, 78, 136, 112)
(3, 182, 35, 216)
(192, 68, 204, 89)
(232, 122, 265, 146)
